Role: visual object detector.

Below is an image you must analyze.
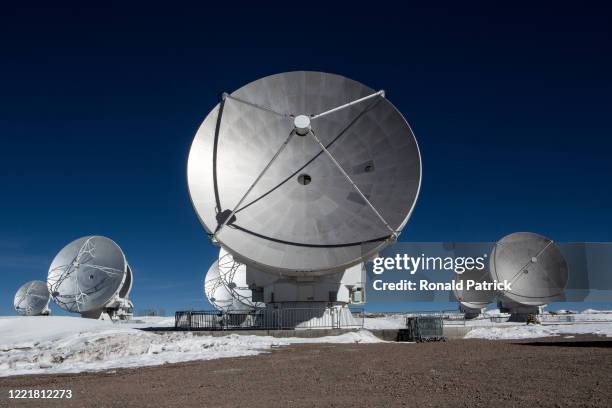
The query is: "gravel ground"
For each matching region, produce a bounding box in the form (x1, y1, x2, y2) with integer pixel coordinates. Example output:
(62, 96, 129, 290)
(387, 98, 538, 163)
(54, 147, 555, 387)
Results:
(1, 337, 611, 408)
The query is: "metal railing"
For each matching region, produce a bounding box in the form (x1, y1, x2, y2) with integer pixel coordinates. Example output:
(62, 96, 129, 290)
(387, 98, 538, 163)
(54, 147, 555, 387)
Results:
(175, 307, 364, 330)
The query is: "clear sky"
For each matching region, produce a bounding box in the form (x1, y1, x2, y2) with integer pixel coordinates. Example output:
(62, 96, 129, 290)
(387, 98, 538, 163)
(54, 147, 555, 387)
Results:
(1, 2, 611, 315)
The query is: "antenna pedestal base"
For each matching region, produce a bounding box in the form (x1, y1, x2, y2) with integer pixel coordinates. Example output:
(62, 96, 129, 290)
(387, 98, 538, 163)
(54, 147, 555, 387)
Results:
(498, 300, 544, 322)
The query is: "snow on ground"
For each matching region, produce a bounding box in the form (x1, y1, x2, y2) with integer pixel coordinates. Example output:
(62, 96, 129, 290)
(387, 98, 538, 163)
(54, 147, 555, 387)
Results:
(3, 311, 612, 377)
(582, 309, 612, 314)
(0, 316, 114, 347)
(482, 308, 508, 317)
(465, 322, 612, 340)
(0, 316, 381, 377)
(363, 315, 406, 329)
(573, 312, 612, 321)
(123, 316, 176, 327)
(361, 311, 612, 340)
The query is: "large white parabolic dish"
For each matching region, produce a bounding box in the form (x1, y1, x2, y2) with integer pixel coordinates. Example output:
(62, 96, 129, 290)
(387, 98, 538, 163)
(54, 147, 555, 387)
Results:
(14, 280, 50, 316)
(47, 236, 129, 313)
(188, 71, 421, 275)
(489, 232, 569, 306)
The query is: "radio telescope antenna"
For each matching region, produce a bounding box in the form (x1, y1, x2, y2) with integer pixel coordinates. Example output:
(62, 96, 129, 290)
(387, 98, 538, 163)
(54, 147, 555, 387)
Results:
(188, 71, 421, 275)
(47, 236, 134, 320)
(204, 248, 262, 312)
(489, 232, 569, 319)
(189, 72, 419, 328)
(14, 281, 50, 316)
(452, 268, 495, 318)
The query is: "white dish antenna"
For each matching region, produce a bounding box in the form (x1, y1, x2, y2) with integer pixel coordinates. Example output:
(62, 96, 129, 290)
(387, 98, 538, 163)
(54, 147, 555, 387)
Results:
(188, 71, 421, 276)
(489, 232, 569, 307)
(453, 268, 495, 312)
(204, 248, 262, 312)
(14, 280, 50, 316)
(47, 236, 133, 317)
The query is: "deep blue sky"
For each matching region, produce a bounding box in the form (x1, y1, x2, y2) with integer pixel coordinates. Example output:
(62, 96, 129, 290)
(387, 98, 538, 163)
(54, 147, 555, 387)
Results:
(1, 2, 611, 315)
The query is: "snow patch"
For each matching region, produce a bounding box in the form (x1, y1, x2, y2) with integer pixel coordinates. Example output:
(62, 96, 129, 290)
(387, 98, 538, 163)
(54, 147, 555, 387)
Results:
(465, 323, 612, 340)
(363, 316, 406, 330)
(0, 316, 381, 377)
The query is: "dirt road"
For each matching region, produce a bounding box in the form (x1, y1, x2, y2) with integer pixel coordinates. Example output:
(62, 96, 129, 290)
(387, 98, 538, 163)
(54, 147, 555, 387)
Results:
(1, 338, 611, 407)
